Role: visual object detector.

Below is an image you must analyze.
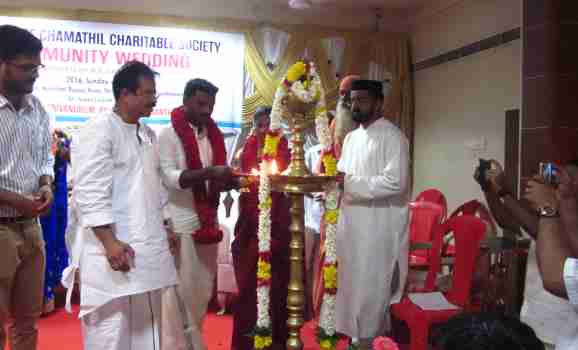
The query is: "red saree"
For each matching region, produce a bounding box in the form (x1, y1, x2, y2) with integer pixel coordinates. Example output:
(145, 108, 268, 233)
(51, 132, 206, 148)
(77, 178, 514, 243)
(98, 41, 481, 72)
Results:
(231, 134, 291, 350)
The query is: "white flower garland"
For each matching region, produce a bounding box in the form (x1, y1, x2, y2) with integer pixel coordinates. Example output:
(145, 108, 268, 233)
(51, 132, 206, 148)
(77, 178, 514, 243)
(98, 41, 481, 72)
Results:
(255, 60, 339, 350)
(256, 172, 272, 329)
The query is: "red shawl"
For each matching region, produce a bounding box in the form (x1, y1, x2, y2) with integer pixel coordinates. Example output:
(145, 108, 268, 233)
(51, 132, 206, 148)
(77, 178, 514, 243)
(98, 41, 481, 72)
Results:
(171, 106, 226, 244)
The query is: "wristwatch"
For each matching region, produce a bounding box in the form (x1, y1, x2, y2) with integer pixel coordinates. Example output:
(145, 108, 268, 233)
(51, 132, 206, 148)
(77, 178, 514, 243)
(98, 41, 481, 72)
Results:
(538, 206, 559, 218)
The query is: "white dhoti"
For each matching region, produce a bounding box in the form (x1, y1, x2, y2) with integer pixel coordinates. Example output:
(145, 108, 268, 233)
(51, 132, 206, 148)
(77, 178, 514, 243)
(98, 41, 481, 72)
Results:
(82, 289, 163, 350)
(68, 113, 178, 350)
(162, 233, 218, 350)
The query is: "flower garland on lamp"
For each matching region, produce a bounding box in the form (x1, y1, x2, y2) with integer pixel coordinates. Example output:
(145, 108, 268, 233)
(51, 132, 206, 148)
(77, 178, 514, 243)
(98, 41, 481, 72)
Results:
(252, 59, 340, 350)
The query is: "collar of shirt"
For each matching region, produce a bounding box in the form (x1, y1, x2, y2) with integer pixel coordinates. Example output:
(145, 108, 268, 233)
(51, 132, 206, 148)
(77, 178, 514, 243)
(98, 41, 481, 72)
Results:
(111, 111, 154, 146)
(0, 93, 34, 112)
(190, 123, 207, 139)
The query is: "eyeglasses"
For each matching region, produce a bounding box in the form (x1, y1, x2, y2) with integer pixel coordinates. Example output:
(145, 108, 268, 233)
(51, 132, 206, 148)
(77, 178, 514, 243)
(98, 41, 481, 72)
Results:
(7, 62, 45, 74)
(135, 91, 159, 100)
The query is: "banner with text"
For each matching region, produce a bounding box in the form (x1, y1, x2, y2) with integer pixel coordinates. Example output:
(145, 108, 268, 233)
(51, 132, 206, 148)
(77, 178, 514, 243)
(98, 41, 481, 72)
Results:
(0, 16, 246, 132)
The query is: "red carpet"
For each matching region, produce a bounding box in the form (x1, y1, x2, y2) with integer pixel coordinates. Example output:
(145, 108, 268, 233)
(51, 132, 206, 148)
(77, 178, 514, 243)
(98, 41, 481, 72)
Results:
(37, 307, 351, 350)
(38, 307, 83, 350)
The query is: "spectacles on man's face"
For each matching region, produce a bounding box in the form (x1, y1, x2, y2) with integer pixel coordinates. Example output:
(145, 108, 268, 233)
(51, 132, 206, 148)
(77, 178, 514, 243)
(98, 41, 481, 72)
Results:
(7, 62, 45, 74)
(135, 89, 159, 100)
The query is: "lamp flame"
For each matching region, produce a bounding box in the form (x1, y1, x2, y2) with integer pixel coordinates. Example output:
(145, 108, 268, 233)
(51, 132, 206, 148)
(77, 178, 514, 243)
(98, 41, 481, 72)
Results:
(270, 160, 279, 174)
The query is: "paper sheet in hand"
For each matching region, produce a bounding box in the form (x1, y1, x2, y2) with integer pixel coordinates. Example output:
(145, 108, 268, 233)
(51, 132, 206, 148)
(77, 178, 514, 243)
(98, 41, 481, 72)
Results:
(408, 292, 460, 310)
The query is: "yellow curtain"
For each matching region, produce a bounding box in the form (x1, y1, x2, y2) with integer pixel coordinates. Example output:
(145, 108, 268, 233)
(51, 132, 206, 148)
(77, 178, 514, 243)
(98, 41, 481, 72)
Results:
(370, 38, 414, 143)
(242, 30, 312, 123)
(242, 30, 367, 124)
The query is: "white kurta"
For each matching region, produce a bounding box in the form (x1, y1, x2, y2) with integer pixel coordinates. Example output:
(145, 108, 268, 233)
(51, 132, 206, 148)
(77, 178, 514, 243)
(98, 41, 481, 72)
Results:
(158, 125, 218, 350)
(557, 258, 578, 350)
(64, 112, 178, 322)
(521, 241, 578, 348)
(336, 117, 410, 339)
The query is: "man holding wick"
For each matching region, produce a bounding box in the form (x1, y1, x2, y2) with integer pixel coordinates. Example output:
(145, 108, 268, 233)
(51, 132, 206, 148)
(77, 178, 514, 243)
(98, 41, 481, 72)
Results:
(159, 78, 238, 350)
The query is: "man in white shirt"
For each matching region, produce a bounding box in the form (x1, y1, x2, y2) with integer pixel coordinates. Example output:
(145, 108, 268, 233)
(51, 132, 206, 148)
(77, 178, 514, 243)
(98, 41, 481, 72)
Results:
(525, 165, 578, 349)
(159, 78, 237, 350)
(478, 160, 578, 349)
(0, 25, 53, 350)
(69, 61, 178, 350)
(336, 80, 410, 349)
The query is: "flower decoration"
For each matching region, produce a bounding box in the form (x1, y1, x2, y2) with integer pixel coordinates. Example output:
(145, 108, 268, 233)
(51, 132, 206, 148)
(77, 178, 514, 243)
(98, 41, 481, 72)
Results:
(257, 257, 272, 281)
(323, 264, 338, 291)
(251, 328, 273, 350)
(372, 337, 400, 350)
(263, 130, 282, 160)
(254, 59, 340, 349)
(322, 152, 338, 176)
(285, 61, 307, 83)
(324, 209, 339, 225)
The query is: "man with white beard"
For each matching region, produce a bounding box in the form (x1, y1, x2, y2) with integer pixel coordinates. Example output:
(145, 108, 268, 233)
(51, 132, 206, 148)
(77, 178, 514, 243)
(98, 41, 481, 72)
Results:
(333, 74, 359, 159)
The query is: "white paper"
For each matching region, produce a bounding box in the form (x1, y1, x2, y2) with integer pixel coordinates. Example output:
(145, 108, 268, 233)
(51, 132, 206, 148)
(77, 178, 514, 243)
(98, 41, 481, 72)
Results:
(408, 292, 460, 311)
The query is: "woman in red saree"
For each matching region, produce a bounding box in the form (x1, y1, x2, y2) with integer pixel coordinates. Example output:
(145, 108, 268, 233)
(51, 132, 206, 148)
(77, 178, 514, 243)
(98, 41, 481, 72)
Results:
(232, 106, 291, 350)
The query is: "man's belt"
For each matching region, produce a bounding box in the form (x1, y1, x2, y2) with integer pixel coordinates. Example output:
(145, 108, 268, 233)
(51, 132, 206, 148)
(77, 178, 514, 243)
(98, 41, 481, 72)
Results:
(0, 216, 36, 224)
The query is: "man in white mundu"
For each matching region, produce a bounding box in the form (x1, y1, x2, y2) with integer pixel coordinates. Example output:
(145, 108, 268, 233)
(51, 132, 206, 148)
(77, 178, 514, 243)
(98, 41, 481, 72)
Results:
(159, 78, 237, 350)
(336, 79, 410, 349)
(65, 61, 178, 350)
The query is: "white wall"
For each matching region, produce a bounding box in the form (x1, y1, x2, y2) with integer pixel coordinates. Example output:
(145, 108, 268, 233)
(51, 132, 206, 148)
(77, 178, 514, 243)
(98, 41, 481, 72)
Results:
(411, 0, 522, 212)
(412, 0, 521, 63)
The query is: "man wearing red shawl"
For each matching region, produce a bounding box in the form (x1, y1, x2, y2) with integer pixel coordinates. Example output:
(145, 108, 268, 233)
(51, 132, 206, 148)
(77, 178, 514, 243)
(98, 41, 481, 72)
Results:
(159, 79, 237, 350)
(231, 106, 291, 350)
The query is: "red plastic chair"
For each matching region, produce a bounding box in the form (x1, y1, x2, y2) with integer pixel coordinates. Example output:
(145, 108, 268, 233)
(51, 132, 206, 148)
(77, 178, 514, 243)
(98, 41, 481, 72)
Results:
(392, 215, 486, 350)
(444, 200, 496, 256)
(409, 189, 447, 268)
(414, 189, 447, 220)
(408, 201, 445, 268)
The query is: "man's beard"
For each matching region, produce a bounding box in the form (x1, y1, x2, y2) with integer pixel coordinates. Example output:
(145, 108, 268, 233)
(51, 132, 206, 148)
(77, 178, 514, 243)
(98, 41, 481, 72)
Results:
(351, 111, 371, 124)
(335, 98, 356, 141)
(5, 78, 35, 95)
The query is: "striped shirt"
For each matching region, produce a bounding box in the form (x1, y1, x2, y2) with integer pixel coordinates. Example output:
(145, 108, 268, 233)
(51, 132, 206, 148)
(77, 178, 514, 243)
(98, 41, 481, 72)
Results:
(0, 93, 54, 217)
